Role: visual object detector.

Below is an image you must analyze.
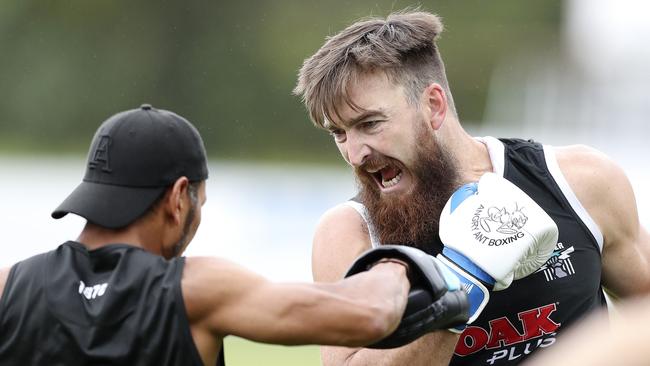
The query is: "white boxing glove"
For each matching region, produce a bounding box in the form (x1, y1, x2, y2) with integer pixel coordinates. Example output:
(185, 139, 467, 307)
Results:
(436, 172, 558, 328)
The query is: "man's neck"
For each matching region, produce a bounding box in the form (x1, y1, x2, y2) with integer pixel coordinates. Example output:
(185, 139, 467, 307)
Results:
(460, 136, 494, 181)
(440, 119, 493, 182)
(76, 222, 155, 253)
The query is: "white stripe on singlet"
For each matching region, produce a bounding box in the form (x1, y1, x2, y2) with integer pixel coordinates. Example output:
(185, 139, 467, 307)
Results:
(343, 200, 381, 248)
(475, 136, 505, 177)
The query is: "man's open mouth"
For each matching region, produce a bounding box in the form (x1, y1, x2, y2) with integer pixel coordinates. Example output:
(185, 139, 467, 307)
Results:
(368, 164, 403, 189)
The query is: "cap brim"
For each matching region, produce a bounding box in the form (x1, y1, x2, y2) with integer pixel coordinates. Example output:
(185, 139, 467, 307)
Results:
(52, 181, 166, 229)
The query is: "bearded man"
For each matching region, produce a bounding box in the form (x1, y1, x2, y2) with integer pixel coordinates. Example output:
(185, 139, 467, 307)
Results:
(294, 10, 650, 366)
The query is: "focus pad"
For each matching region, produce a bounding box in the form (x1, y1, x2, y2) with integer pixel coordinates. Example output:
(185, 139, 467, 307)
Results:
(345, 245, 450, 301)
(367, 289, 469, 349)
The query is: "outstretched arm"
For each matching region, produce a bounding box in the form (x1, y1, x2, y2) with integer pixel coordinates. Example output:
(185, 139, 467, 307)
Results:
(182, 255, 409, 347)
(188, 240, 468, 350)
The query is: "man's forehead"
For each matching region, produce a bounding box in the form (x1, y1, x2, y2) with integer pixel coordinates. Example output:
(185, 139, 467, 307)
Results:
(322, 70, 404, 129)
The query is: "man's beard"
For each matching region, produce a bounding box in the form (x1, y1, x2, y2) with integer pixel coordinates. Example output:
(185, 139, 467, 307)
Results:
(357, 132, 460, 255)
(171, 202, 196, 257)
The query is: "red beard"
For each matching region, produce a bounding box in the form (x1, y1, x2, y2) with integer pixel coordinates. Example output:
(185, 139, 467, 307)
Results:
(356, 134, 459, 255)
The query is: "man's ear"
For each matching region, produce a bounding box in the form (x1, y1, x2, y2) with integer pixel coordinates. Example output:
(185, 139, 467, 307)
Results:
(422, 83, 448, 130)
(165, 177, 190, 225)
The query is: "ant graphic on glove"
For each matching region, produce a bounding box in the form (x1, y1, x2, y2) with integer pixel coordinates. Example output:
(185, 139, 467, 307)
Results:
(480, 205, 528, 235)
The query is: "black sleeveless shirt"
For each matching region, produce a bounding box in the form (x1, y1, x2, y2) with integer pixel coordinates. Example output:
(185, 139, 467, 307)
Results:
(448, 138, 606, 365)
(347, 137, 606, 365)
(0, 241, 224, 366)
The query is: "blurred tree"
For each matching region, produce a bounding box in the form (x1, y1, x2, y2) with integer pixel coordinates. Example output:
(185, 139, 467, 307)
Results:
(0, 0, 561, 162)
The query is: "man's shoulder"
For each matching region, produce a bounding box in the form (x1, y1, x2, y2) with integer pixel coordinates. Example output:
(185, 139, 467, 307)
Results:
(552, 144, 637, 243)
(553, 144, 623, 187)
(553, 143, 608, 160)
(314, 202, 370, 244)
(6, 250, 52, 275)
(0, 249, 55, 306)
(312, 202, 372, 282)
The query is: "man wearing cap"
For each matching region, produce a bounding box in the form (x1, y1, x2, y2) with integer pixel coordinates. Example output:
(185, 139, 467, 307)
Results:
(0, 105, 469, 365)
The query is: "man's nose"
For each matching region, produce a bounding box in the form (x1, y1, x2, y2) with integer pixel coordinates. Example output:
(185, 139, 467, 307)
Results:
(345, 134, 371, 167)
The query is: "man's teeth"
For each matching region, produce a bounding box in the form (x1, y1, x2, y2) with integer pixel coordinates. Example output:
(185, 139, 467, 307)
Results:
(382, 171, 403, 188)
(367, 165, 386, 174)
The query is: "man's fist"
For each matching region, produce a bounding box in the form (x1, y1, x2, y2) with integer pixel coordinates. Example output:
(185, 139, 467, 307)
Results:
(345, 245, 469, 348)
(436, 173, 558, 327)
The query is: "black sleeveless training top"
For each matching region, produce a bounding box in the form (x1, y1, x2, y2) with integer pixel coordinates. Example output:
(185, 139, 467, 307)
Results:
(0, 241, 225, 366)
(448, 138, 606, 365)
(347, 137, 606, 365)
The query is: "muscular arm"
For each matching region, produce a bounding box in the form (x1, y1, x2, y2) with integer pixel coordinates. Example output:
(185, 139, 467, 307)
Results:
(313, 204, 459, 366)
(182, 250, 410, 364)
(556, 145, 650, 298)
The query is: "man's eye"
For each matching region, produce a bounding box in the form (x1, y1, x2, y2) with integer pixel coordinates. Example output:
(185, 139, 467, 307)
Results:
(329, 129, 346, 142)
(362, 120, 380, 129)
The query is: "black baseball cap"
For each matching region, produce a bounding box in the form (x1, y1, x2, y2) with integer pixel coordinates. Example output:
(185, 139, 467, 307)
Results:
(52, 104, 209, 229)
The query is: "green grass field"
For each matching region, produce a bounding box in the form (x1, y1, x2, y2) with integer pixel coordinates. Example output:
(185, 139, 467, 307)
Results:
(224, 337, 321, 365)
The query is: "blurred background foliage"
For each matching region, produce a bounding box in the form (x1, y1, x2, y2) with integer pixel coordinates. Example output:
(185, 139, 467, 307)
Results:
(0, 0, 561, 162)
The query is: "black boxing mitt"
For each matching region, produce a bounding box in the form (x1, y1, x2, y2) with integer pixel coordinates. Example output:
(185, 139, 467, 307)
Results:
(345, 245, 469, 349)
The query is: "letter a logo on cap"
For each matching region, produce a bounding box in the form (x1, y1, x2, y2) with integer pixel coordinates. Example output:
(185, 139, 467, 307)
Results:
(89, 135, 112, 172)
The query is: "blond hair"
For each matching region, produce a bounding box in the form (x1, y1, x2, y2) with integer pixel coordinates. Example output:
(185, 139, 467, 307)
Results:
(294, 11, 455, 128)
